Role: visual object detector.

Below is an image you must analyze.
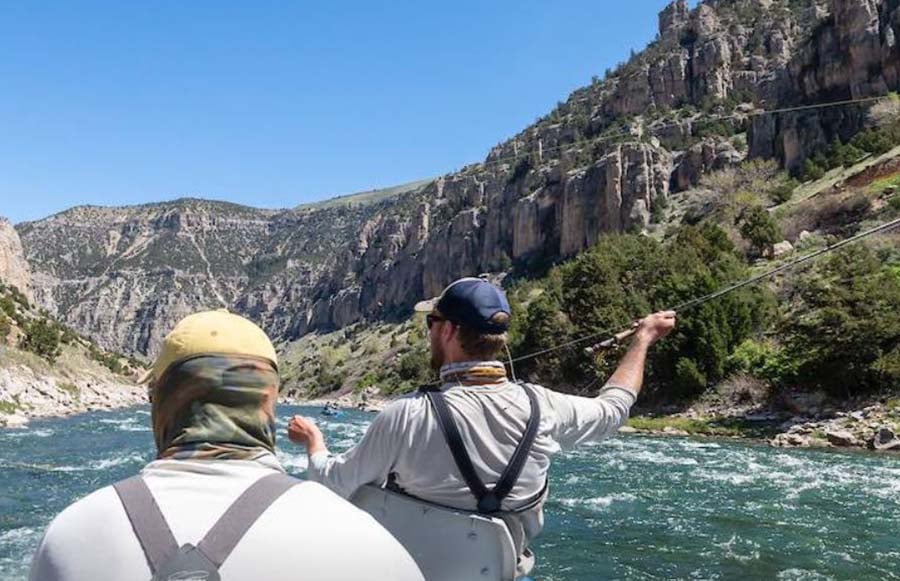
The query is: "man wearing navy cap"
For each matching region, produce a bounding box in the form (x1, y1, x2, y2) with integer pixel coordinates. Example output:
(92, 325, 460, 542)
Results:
(288, 277, 675, 577)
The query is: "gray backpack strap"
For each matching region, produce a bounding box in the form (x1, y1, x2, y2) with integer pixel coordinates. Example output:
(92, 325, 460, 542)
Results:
(197, 472, 299, 567)
(113, 476, 180, 575)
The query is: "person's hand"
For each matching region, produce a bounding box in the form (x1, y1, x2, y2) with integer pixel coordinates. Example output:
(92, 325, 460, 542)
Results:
(633, 311, 677, 346)
(287, 415, 326, 454)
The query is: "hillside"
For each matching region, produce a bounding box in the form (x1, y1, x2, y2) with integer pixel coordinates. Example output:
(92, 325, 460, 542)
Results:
(12, 0, 900, 367)
(0, 278, 144, 426)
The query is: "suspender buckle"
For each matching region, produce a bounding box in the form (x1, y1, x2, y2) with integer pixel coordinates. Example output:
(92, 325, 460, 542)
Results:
(477, 492, 501, 514)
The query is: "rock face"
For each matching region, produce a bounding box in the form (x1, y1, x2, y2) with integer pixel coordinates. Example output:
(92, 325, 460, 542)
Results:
(16, 0, 900, 356)
(673, 139, 744, 190)
(749, 0, 900, 170)
(0, 217, 32, 300)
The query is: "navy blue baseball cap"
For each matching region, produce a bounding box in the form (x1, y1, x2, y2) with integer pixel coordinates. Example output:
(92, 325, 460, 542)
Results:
(415, 277, 511, 333)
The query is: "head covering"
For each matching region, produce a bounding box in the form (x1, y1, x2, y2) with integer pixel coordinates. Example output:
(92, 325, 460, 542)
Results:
(141, 309, 278, 385)
(415, 278, 511, 333)
(147, 310, 281, 461)
(152, 354, 279, 460)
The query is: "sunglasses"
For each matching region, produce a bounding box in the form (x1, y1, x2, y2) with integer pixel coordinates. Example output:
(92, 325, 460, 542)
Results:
(426, 314, 446, 329)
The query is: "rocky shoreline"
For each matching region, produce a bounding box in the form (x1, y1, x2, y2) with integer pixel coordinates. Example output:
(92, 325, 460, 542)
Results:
(288, 387, 900, 454)
(0, 364, 145, 428)
(4, 374, 899, 456)
(627, 393, 900, 453)
(768, 404, 900, 451)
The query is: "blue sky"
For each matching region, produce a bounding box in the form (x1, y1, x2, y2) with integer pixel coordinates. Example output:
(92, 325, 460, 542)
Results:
(1, 1, 682, 223)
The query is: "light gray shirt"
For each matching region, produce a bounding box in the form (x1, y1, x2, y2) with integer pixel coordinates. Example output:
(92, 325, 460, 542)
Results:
(308, 376, 636, 556)
(30, 454, 424, 581)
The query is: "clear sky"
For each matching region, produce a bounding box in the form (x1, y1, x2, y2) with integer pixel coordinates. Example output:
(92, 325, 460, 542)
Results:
(1, 1, 684, 224)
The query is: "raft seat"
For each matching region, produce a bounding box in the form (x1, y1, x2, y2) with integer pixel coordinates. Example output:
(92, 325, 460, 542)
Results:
(351, 484, 518, 581)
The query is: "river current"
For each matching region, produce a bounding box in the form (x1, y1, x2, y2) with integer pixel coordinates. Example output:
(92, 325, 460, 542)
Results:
(1, 406, 898, 580)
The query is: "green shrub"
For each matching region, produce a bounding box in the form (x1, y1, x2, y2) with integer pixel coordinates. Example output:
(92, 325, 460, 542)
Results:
(825, 139, 865, 168)
(89, 345, 125, 374)
(0, 314, 10, 339)
(58, 382, 80, 398)
(355, 371, 380, 392)
(889, 195, 900, 214)
(674, 358, 707, 397)
(782, 244, 900, 395)
(726, 339, 797, 385)
(396, 348, 430, 382)
(770, 178, 800, 204)
(801, 159, 825, 182)
(314, 363, 346, 395)
(727, 339, 773, 375)
(873, 347, 900, 386)
(509, 225, 773, 402)
(21, 318, 61, 362)
(738, 206, 781, 258)
(0, 399, 20, 414)
(7, 286, 29, 310)
(851, 129, 894, 156)
(0, 296, 16, 319)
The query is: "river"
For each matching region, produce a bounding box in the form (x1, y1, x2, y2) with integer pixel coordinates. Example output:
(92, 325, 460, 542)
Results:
(1, 406, 898, 580)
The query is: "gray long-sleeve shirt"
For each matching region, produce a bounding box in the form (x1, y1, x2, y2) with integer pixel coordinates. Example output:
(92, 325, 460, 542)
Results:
(307, 377, 636, 563)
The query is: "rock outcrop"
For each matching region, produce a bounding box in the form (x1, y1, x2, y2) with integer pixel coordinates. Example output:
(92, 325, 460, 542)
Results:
(749, 0, 900, 170)
(16, 0, 900, 356)
(0, 217, 32, 300)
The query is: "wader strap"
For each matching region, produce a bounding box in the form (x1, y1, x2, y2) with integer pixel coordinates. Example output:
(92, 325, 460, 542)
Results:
(113, 476, 180, 574)
(197, 473, 298, 567)
(425, 389, 490, 504)
(424, 383, 541, 513)
(492, 385, 541, 505)
(114, 472, 299, 573)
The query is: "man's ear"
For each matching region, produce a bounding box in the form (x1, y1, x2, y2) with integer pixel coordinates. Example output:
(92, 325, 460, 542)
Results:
(442, 321, 458, 341)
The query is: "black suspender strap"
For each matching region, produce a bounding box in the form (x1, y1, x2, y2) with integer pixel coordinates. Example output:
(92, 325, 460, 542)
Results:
(425, 389, 490, 507)
(492, 385, 541, 506)
(424, 383, 542, 514)
(114, 476, 180, 574)
(114, 472, 299, 575)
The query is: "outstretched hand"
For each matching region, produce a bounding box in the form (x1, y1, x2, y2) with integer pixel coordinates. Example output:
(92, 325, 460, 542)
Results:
(287, 415, 327, 455)
(633, 311, 677, 346)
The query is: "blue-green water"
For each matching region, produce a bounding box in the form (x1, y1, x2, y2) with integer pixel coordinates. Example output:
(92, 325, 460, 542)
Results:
(1, 406, 898, 580)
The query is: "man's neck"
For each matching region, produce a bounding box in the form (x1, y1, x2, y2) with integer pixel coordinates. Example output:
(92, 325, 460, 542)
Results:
(439, 360, 508, 385)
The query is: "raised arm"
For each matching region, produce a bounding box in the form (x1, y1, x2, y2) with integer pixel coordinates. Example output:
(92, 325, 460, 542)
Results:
(542, 311, 676, 450)
(604, 311, 676, 398)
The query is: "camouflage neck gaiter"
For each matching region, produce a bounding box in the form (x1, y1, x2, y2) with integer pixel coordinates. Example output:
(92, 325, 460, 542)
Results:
(151, 354, 280, 461)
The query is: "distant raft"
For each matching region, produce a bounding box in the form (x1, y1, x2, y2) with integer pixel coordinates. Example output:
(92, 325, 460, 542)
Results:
(320, 404, 343, 418)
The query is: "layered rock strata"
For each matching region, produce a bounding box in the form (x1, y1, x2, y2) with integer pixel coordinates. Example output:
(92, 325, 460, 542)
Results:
(17, 0, 900, 356)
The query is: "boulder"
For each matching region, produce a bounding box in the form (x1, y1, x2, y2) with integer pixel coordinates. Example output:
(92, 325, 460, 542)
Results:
(872, 426, 900, 451)
(825, 429, 860, 447)
(772, 240, 794, 257)
(771, 432, 812, 448)
(1, 413, 29, 428)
